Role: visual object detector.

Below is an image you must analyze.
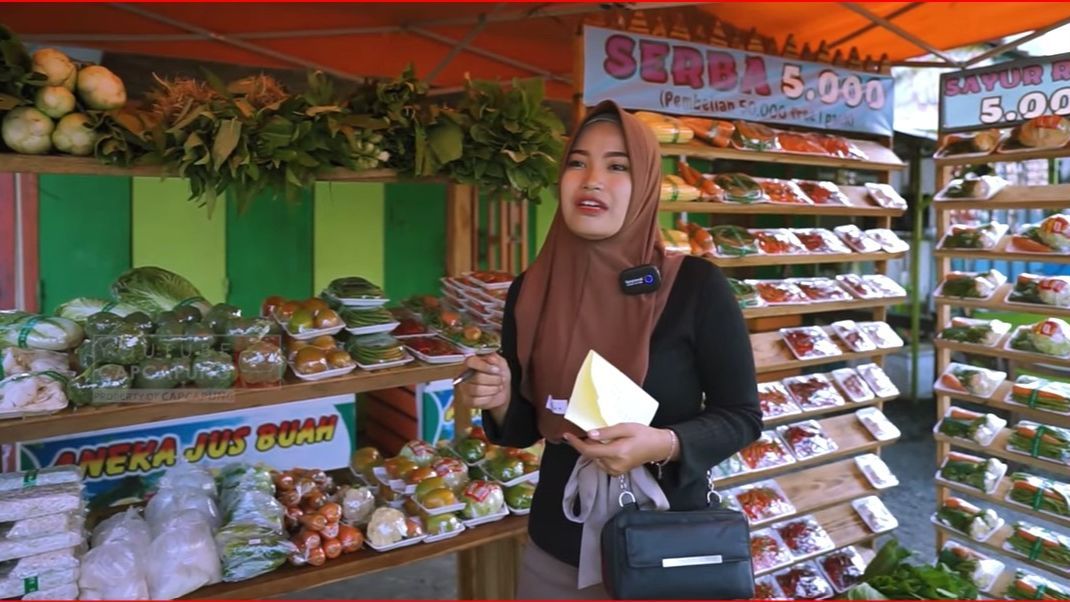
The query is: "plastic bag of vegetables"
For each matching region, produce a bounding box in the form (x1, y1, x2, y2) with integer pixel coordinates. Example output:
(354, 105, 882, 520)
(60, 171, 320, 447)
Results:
(67, 364, 130, 406)
(219, 489, 285, 533)
(146, 510, 221, 599)
(111, 267, 212, 316)
(0, 371, 68, 416)
(1, 348, 70, 378)
(0, 311, 83, 351)
(216, 524, 296, 582)
(190, 351, 236, 389)
(54, 297, 139, 322)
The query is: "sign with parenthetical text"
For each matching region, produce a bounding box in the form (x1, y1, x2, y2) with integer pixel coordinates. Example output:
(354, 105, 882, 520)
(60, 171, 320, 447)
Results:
(940, 51, 1070, 133)
(582, 25, 895, 136)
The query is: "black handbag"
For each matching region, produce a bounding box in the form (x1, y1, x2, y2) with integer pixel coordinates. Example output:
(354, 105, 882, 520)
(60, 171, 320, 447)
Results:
(600, 472, 754, 600)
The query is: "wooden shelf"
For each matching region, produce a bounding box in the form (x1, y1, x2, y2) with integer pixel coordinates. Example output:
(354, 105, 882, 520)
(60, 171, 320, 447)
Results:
(754, 501, 881, 577)
(934, 521, 1070, 582)
(747, 458, 890, 529)
(936, 471, 1070, 531)
(0, 362, 464, 445)
(750, 328, 902, 375)
(934, 336, 1070, 371)
(189, 515, 527, 599)
(762, 393, 897, 429)
(0, 153, 436, 183)
(660, 186, 904, 217)
(936, 147, 1070, 168)
(933, 427, 1070, 481)
(934, 236, 1070, 264)
(707, 250, 904, 269)
(715, 412, 892, 489)
(661, 139, 905, 171)
(742, 296, 905, 320)
(932, 184, 1070, 211)
(936, 381, 1070, 429)
(935, 283, 1070, 319)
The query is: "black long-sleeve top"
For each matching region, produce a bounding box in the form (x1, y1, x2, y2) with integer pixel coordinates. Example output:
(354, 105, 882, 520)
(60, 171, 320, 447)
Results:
(483, 255, 762, 566)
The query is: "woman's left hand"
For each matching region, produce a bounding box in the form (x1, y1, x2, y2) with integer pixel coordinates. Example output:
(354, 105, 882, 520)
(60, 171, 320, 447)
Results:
(563, 423, 675, 476)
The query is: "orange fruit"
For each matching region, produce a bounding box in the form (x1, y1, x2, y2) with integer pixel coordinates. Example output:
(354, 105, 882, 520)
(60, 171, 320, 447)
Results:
(303, 298, 331, 314)
(314, 308, 343, 329)
(277, 301, 300, 320)
(421, 488, 458, 509)
(406, 466, 437, 485)
(261, 295, 286, 318)
(294, 347, 328, 374)
(326, 349, 353, 369)
(311, 335, 337, 351)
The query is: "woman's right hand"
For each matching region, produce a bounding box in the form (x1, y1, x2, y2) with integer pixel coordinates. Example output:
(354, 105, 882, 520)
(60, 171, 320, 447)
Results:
(454, 353, 511, 413)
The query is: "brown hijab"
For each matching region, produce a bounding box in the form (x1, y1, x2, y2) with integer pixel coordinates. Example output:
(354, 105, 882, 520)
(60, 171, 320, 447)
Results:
(514, 100, 683, 442)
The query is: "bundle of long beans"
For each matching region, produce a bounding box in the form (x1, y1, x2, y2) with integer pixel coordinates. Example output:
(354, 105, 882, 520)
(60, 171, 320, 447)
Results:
(1009, 472, 1070, 517)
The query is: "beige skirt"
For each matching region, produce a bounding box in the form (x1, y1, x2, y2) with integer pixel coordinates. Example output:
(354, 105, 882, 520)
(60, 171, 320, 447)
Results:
(515, 541, 610, 600)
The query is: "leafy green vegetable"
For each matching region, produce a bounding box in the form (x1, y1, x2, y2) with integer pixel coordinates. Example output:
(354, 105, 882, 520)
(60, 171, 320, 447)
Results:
(0, 26, 45, 113)
(0, 311, 84, 351)
(111, 267, 211, 316)
(445, 77, 564, 203)
(54, 298, 139, 323)
(845, 539, 978, 600)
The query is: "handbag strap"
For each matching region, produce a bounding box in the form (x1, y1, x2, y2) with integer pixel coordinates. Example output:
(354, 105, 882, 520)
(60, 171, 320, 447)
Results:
(616, 470, 722, 508)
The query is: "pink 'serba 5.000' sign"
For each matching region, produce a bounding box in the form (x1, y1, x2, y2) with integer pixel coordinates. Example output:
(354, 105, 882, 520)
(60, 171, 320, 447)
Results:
(582, 25, 895, 137)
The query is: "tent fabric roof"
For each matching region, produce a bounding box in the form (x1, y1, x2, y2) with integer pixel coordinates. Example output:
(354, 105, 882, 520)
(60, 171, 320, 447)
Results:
(5, 2, 1070, 98)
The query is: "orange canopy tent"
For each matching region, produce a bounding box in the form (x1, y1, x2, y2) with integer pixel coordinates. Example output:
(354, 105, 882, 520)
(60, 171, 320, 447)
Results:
(4, 2, 1070, 99)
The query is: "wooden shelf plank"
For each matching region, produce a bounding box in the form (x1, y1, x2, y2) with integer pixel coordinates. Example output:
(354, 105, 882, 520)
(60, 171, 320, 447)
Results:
(754, 501, 882, 577)
(189, 516, 527, 599)
(934, 428, 1070, 481)
(661, 139, 905, 171)
(936, 147, 1070, 168)
(750, 328, 902, 375)
(747, 458, 890, 529)
(936, 472, 1070, 531)
(934, 521, 1070, 582)
(0, 153, 435, 183)
(935, 283, 1070, 319)
(934, 236, 1070, 264)
(707, 250, 904, 269)
(660, 186, 904, 217)
(937, 382, 1070, 430)
(932, 184, 1070, 211)
(716, 412, 892, 489)
(934, 336, 1070, 371)
(0, 363, 464, 445)
(742, 296, 906, 320)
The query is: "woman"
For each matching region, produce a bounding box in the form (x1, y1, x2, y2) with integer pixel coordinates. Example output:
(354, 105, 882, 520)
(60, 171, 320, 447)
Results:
(454, 100, 761, 599)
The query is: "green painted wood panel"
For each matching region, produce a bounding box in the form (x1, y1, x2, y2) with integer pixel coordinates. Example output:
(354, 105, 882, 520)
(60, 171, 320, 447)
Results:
(226, 190, 314, 315)
(533, 189, 557, 260)
(131, 178, 227, 304)
(313, 182, 385, 293)
(384, 183, 446, 301)
(38, 175, 132, 313)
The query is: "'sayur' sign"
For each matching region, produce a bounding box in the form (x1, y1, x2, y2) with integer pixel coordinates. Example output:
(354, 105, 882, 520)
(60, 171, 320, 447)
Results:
(940, 52, 1070, 133)
(582, 26, 895, 136)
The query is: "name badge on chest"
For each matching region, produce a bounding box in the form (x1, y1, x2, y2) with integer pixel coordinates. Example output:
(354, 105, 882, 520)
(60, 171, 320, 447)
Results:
(545, 395, 569, 415)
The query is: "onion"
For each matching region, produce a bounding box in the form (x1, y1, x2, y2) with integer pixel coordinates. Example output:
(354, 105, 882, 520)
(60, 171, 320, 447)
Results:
(32, 48, 77, 90)
(52, 113, 97, 156)
(2, 107, 54, 154)
(34, 86, 76, 119)
(76, 66, 127, 111)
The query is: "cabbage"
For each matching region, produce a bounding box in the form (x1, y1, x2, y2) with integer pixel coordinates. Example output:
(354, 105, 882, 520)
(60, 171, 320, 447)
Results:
(1039, 215, 1070, 252)
(55, 297, 139, 322)
(1031, 319, 1070, 357)
(0, 311, 84, 351)
(111, 267, 212, 316)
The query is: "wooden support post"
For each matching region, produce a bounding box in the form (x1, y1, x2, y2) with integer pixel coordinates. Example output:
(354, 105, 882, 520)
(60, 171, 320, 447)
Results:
(573, 25, 587, 127)
(446, 183, 477, 277)
(458, 534, 526, 599)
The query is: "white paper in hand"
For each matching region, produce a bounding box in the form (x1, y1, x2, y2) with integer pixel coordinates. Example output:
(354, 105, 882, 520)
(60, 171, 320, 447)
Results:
(564, 350, 659, 432)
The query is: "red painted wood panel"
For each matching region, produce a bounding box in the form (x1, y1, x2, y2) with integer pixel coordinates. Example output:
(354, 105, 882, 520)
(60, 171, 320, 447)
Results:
(17, 174, 38, 312)
(0, 174, 14, 308)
